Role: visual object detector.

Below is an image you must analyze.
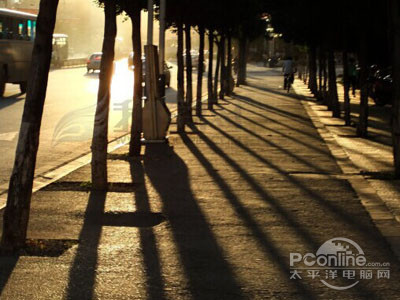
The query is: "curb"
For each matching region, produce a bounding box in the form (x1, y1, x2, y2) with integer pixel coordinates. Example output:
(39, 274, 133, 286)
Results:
(292, 81, 400, 260)
(0, 92, 210, 211)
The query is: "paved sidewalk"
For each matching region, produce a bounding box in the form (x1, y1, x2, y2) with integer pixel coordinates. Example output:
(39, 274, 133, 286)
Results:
(0, 68, 400, 299)
(292, 79, 400, 229)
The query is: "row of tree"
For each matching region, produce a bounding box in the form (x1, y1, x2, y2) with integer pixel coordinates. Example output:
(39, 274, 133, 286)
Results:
(266, 0, 400, 177)
(0, 0, 268, 251)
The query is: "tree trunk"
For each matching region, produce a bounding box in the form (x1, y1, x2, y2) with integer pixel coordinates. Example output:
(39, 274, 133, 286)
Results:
(391, 0, 400, 177)
(128, 2, 142, 156)
(308, 44, 318, 95)
(328, 49, 340, 118)
(356, 33, 369, 137)
(91, 0, 117, 190)
(342, 50, 351, 126)
(214, 40, 221, 104)
(1, 0, 59, 252)
(196, 25, 205, 116)
(185, 24, 193, 123)
(177, 21, 185, 132)
(318, 47, 323, 100)
(319, 50, 328, 105)
(237, 35, 247, 86)
(219, 35, 226, 100)
(226, 33, 233, 96)
(207, 30, 214, 110)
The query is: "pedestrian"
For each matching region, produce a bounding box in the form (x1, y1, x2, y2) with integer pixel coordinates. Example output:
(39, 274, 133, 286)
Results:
(348, 58, 358, 96)
(282, 56, 296, 90)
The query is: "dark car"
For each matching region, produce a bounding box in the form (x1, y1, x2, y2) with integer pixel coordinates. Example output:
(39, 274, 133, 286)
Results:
(183, 50, 207, 71)
(369, 66, 392, 106)
(86, 52, 102, 73)
(128, 52, 172, 88)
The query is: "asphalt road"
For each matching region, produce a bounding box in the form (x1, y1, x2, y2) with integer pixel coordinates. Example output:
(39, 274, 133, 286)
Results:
(0, 58, 207, 188)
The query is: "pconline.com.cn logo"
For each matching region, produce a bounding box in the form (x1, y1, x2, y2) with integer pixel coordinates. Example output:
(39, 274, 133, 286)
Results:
(289, 237, 390, 290)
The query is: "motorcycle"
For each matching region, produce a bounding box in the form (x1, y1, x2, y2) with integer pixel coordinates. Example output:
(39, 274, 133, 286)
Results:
(369, 66, 392, 106)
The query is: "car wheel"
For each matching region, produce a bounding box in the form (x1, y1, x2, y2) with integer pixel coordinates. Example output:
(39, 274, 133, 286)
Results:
(0, 67, 6, 97)
(19, 81, 27, 94)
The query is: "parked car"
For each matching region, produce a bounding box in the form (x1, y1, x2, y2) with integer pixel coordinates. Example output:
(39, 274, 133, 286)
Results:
(128, 52, 172, 88)
(86, 52, 102, 73)
(183, 50, 206, 71)
(369, 66, 392, 106)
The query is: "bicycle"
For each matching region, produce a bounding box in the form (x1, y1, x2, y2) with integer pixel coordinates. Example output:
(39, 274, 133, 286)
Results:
(284, 73, 294, 93)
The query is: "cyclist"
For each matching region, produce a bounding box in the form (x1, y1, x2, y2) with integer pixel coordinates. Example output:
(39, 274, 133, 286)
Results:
(282, 56, 296, 92)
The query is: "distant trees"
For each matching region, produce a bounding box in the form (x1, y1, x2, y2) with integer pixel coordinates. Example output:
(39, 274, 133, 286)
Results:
(165, 0, 267, 127)
(267, 0, 400, 177)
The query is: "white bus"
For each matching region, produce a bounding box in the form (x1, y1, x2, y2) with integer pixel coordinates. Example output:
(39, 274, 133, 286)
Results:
(0, 8, 37, 97)
(52, 33, 68, 67)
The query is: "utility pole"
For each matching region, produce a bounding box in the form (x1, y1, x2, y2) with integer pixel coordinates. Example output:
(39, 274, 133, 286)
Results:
(158, 0, 166, 98)
(147, 0, 153, 45)
(142, 0, 170, 142)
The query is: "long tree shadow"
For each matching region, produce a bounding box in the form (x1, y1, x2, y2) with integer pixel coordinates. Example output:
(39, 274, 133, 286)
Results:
(197, 116, 379, 236)
(226, 100, 322, 141)
(347, 102, 392, 147)
(190, 121, 382, 298)
(243, 82, 309, 102)
(233, 93, 311, 125)
(180, 133, 318, 299)
(212, 109, 337, 175)
(0, 211, 18, 296)
(0, 255, 18, 297)
(217, 104, 331, 157)
(143, 144, 245, 300)
(129, 158, 166, 300)
(66, 190, 106, 300)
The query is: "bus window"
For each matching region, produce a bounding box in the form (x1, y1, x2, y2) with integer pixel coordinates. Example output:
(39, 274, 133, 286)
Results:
(0, 16, 12, 39)
(27, 19, 31, 39)
(17, 19, 28, 40)
(18, 22, 23, 39)
(27, 19, 35, 40)
(32, 20, 36, 39)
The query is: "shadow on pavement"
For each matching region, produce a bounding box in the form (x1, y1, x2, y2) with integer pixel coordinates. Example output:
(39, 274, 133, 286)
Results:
(66, 191, 106, 300)
(0, 94, 25, 110)
(233, 92, 311, 125)
(244, 82, 310, 102)
(216, 104, 331, 157)
(129, 159, 166, 300)
(191, 115, 384, 297)
(143, 144, 245, 300)
(0, 256, 18, 297)
(180, 130, 318, 299)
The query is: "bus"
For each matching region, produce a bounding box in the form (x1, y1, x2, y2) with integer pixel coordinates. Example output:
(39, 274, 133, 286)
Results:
(0, 8, 37, 97)
(52, 33, 68, 67)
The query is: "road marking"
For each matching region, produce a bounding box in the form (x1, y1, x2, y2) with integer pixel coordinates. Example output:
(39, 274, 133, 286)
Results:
(0, 131, 18, 141)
